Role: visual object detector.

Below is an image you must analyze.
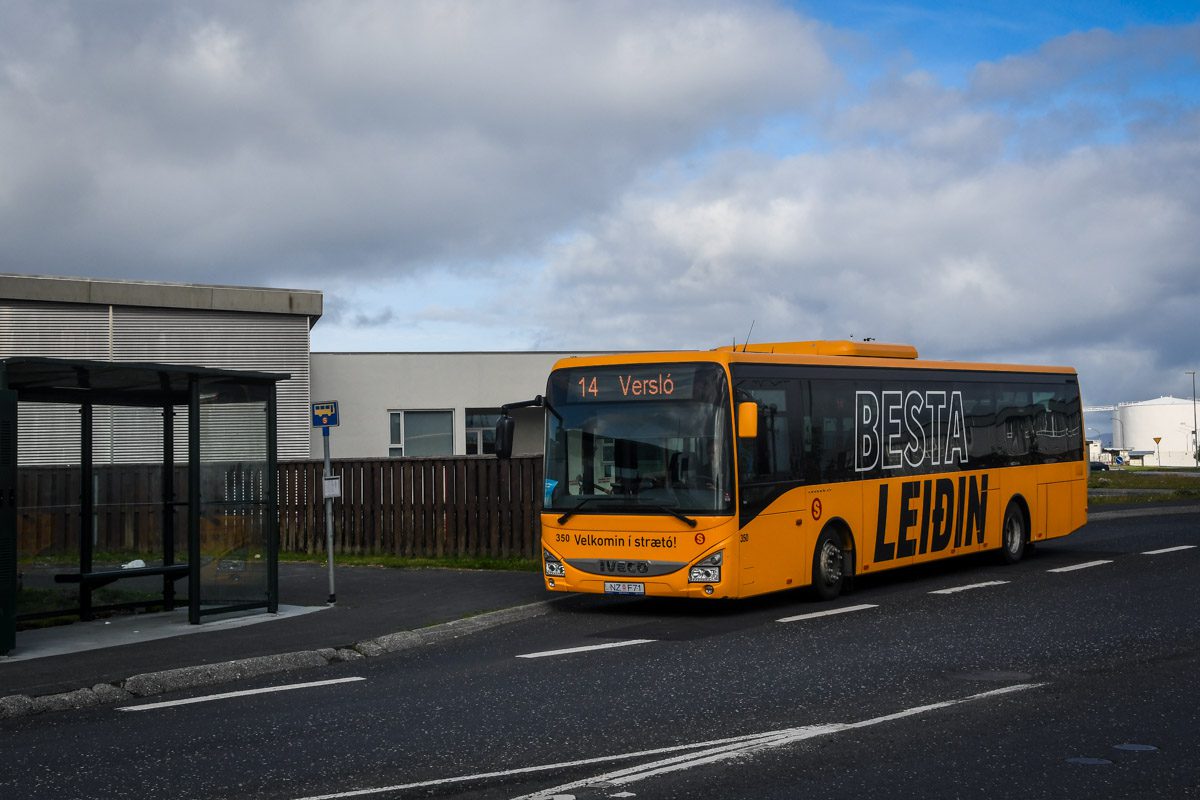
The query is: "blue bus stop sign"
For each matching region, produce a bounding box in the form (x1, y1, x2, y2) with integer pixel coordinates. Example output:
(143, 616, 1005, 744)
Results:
(312, 401, 339, 428)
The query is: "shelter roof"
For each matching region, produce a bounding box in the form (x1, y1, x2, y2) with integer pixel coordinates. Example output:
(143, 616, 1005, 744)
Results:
(0, 356, 287, 407)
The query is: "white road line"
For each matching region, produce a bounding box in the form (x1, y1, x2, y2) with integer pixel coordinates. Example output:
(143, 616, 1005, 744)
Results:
(1142, 545, 1197, 555)
(514, 683, 1045, 799)
(294, 683, 1044, 800)
(117, 677, 365, 712)
(516, 639, 655, 659)
(776, 603, 878, 623)
(1047, 560, 1113, 573)
(290, 729, 802, 800)
(929, 580, 1010, 595)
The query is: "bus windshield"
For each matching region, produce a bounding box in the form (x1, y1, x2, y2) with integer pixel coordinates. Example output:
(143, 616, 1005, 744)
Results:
(544, 363, 734, 515)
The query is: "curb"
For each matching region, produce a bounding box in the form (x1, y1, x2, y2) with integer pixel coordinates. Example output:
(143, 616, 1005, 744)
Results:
(0, 599, 556, 720)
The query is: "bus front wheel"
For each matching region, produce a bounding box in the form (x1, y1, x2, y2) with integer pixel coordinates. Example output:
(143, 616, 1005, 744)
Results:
(999, 501, 1027, 565)
(811, 528, 844, 601)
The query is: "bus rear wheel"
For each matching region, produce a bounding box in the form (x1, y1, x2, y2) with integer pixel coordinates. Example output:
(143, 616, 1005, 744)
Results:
(811, 528, 844, 601)
(999, 501, 1027, 564)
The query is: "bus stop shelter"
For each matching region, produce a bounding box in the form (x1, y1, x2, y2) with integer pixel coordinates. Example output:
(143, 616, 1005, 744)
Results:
(0, 356, 285, 656)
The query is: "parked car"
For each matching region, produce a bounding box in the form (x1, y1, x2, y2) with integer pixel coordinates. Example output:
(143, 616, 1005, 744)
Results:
(1089, 461, 1110, 471)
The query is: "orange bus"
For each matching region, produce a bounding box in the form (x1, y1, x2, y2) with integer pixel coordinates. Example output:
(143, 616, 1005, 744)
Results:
(496, 340, 1087, 601)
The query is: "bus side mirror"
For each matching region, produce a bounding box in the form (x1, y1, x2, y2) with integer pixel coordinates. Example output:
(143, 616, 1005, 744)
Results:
(495, 416, 516, 459)
(737, 402, 758, 439)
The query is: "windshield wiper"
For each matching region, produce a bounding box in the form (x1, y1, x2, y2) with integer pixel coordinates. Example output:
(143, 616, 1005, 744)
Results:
(556, 498, 697, 527)
(556, 497, 606, 525)
(643, 504, 698, 527)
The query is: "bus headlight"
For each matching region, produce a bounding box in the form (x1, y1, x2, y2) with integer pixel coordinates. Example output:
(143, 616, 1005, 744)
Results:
(689, 550, 723, 583)
(544, 549, 566, 578)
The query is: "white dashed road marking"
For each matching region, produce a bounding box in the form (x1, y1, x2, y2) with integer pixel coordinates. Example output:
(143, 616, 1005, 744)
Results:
(516, 639, 656, 659)
(1047, 560, 1113, 573)
(776, 603, 878, 623)
(929, 580, 1010, 595)
(118, 677, 365, 712)
(1141, 545, 1196, 555)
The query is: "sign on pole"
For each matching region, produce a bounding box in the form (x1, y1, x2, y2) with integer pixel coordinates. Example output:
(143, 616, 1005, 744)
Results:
(312, 401, 340, 428)
(312, 400, 340, 604)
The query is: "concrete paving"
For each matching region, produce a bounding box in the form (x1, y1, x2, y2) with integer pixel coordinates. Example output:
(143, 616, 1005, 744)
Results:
(1, 562, 548, 702)
(2, 603, 329, 662)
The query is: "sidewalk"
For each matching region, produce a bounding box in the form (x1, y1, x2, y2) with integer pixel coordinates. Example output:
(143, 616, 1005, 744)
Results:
(1, 563, 548, 701)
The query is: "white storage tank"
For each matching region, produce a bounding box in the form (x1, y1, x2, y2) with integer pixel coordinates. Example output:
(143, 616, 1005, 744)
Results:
(1113, 396, 1198, 467)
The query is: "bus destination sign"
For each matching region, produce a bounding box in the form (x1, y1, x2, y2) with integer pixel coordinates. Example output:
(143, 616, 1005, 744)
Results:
(565, 365, 698, 403)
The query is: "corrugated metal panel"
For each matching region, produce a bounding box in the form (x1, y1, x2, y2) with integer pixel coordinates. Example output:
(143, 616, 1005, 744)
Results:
(0, 301, 111, 359)
(113, 307, 309, 462)
(1, 300, 311, 465)
(3, 302, 110, 466)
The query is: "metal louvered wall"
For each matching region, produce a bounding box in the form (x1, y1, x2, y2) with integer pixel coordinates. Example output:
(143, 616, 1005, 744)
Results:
(0, 300, 312, 464)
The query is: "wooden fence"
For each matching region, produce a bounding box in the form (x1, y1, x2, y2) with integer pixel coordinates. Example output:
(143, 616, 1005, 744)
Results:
(16, 463, 185, 557)
(16, 456, 544, 560)
(278, 456, 543, 558)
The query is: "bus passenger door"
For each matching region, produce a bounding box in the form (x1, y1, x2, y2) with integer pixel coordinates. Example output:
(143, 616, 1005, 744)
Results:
(734, 381, 806, 596)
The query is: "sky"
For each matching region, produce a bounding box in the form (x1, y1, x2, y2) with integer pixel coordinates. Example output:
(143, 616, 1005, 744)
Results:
(1, 1, 1197, 413)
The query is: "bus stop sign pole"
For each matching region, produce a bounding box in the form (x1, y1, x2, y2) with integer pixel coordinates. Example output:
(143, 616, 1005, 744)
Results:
(313, 402, 340, 605)
(323, 427, 336, 604)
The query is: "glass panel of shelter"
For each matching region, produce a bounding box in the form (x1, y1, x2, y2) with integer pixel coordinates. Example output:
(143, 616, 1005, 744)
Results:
(197, 379, 271, 615)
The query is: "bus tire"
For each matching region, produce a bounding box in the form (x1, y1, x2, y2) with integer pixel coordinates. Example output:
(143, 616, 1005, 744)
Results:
(999, 501, 1027, 565)
(811, 528, 844, 601)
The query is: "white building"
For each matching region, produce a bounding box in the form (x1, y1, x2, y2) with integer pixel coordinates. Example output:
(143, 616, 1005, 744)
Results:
(1113, 396, 1199, 467)
(308, 351, 602, 460)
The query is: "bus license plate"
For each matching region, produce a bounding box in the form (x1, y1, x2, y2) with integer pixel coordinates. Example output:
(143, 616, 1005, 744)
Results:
(604, 581, 645, 595)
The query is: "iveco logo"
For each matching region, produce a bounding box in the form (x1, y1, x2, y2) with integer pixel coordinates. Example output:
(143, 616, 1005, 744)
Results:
(599, 559, 650, 576)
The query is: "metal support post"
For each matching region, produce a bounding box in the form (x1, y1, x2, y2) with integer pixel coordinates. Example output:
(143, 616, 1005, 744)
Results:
(80, 402, 94, 621)
(161, 400, 176, 610)
(187, 377, 201, 625)
(267, 387, 279, 613)
(323, 426, 336, 605)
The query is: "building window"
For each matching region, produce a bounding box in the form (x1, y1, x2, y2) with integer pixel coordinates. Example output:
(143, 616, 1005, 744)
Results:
(465, 408, 502, 455)
(389, 410, 453, 457)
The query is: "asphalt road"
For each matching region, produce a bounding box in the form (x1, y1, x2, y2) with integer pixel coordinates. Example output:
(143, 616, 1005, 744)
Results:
(2, 509, 1197, 800)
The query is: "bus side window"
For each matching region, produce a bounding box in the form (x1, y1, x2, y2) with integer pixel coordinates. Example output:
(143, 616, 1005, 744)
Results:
(735, 380, 803, 513)
(996, 387, 1032, 464)
(804, 379, 856, 483)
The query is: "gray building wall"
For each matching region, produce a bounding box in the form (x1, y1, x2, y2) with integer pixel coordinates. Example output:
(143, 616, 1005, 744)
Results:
(1, 275, 320, 464)
(309, 352, 601, 460)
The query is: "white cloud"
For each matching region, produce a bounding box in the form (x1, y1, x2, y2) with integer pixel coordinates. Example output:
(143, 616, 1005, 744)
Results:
(0, 1, 836, 283)
(1, 5, 1197, 405)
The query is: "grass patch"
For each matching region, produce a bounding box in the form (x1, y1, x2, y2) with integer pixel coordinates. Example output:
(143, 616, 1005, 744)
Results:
(1088, 492, 1193, 505)
(1089, 468, 1200, 504)
(1089, 470, 1200, 491)
(277, 551, 540, 572)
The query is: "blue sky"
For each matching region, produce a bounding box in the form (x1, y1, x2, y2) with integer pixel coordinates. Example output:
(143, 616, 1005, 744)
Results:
(1, 1, 1197, 407)
(796, 1, 1199, 76)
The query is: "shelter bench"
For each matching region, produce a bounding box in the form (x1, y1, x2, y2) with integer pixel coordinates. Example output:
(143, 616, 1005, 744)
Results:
(54, 564, 189, 590)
